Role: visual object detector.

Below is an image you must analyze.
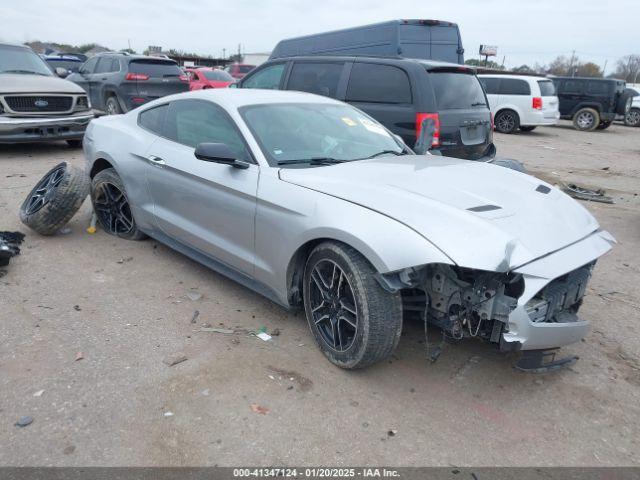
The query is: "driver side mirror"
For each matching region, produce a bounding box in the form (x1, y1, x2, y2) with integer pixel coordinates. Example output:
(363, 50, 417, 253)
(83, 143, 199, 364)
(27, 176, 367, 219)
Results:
(55, 67, 69, 78)
(194, 143, 249, 169)
(413, 117, 436, 155)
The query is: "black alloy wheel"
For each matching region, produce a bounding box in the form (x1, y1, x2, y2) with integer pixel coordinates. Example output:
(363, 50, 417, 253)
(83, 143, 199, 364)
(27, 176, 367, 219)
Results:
(93, 182, 134, 235)
(23, 164, 66, 215)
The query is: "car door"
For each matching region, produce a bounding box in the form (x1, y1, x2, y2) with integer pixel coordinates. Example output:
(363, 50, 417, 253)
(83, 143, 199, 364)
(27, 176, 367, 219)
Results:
(496, 78, 530, 120)
(558, 79, 583, 115)
(70, 56, 98, 97)
(143, 99, 259, 276)
(285, 61, 348, 99)
(92, 57, 119, 109)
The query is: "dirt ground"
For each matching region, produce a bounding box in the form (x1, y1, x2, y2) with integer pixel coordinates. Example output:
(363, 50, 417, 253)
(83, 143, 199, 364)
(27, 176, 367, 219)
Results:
(1, 120, 639, 467)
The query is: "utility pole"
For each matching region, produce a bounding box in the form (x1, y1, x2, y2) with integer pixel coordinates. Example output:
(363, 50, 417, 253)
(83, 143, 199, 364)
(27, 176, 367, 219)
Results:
(222, 48, 226, 59)
(128, 39, 132, 51)
(601, 59, 607, 77)
(568, 50, 576, 77)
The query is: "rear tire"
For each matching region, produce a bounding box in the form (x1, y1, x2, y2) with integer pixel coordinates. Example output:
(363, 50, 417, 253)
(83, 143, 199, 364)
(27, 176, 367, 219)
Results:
(303, 241, 403, 369)
(494, 110, 520, 134)
(625, 108, 640, 127)
(105, 96, 122, 115)
(573, 108, 599, 131)
(20, 162, 89, 235)
(90, 168, 146, 241)
(519, 126, 536, 132)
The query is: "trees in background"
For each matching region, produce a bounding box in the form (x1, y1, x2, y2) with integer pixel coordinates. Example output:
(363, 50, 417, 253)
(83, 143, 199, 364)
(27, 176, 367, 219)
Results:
(613, 55, 640, 83)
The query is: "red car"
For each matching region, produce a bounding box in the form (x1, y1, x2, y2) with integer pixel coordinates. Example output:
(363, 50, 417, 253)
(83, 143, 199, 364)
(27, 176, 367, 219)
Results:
(186, 68, 235, 90)
(224, 63, 255, 80)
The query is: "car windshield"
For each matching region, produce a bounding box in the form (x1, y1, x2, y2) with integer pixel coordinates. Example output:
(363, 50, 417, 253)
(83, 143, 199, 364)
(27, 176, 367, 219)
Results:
(429, 70, 487, 109)
(202, 69, 234, 81)
(129, 60, 183, 77)
(0, 44, 52, 76)
(240, 103, 405, 167)
(46, 59, 82, 72)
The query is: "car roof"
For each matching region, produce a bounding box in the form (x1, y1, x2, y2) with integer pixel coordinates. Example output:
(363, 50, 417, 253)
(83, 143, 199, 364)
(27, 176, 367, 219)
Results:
(263, 55, 471, 71)
(95, 52, 178, 63)
(146, 88, 343, 110)
(478, 73, 550, 81)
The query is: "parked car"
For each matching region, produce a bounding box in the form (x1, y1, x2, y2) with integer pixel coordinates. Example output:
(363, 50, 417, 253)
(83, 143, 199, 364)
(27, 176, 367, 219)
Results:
(44, 54, 84, 75)
(224, 63, 255, 80)
(0, 42, 93, 146)
(478, 74, 559, 133)
(186, 67, 235, 90)
(83, 89, 614, 370)
(270, 19, 465, 64)
(623, 84, 640, 127)
(551, 76, 629, 131)
(237, 56, 495, 160)
(67, 52, 189, 114)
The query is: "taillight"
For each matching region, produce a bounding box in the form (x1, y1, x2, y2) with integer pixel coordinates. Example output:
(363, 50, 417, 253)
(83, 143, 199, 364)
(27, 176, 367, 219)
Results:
(416, 112, 440, 147)
(532, 97, 543, 110)
(125, 73, 149, 81)
(179, 74, 189, 82)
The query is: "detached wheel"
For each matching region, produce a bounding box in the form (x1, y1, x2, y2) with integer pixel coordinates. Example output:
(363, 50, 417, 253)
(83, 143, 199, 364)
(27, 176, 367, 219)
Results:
(597, 121, 612, 130)
(90, 168, 146, 240)
(519, 126, 536, 132)
(105, 96, 122, 115)
(573, 108, 599, 131)
(625, 108, 640, 127)
(20, 162, 89, 235)
(494, 110, 520, 134)
(303, 242, 402, 369)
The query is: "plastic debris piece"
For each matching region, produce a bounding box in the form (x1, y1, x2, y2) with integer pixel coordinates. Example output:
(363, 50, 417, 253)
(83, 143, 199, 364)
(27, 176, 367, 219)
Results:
(200, 327, 235, 334)
(187, 291, 203, 301)
(75, 352, 84, 361)
(33, 390, 44, 397)
(164, 411, 174, 417)
(15, 416, 33, 427)
(163, 353, 188, 367)
(562, 183, 614, 204)
(250, 403, 269, 415)
(257, 332, 272, 341)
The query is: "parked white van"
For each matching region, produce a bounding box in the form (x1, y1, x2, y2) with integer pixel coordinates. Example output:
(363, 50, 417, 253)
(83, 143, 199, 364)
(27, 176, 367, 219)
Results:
(479, 74, 560, 133)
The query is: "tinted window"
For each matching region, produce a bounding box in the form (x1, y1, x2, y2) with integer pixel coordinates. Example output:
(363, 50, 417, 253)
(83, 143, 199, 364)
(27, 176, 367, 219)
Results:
(429, 71, 487, 109)
(95, 57, 118, 74)
(479, 77, 500, 95)
(242, 63, 285, 89)
(0, 45, 53, 76)
(561, 80, 583, 94)
(538, 80, 555, 96)
(346, 63, 411, 104)
(163, 100, 250, 161)
(499, 78, 530, 95)
(80, 57, 99, 74)
(129, 60, 182, 77)
(586, 81, 608, 95)
(288, 62, 344, 98)
(239, 65, 254, 73)
(203, 70, 234, 81)
(138, 104, 167, 134)
(46, 59, 82, 72)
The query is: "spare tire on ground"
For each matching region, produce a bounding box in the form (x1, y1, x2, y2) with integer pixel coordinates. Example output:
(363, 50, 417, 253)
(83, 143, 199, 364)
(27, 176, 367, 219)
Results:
(19, 162, 90, 235)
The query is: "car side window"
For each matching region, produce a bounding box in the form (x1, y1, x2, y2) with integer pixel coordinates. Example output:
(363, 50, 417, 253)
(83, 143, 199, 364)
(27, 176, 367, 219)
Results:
(287, 62, 344, 98)
(561, 80, 583, 94)
(95, 58, 113, 74)
(586, 81, 608, 95)
(346, 63, 411, 104)
(163, 100, 251, 162)
(242, 64, 285, 89)
(479, 77, 500, 95)
(80, 57, 98, 74)
(138, 104, 168, 135)
(499, 78, 530, 95)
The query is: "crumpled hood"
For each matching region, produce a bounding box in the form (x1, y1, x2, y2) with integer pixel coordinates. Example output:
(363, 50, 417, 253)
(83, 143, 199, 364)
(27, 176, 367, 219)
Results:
(279, 156, 600, 271)
(0, 73, 85, 94)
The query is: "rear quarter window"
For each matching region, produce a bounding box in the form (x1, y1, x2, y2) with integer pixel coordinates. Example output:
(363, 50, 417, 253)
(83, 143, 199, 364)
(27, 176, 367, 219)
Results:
(429, 71, 487, 109)
(586, 81, 609, 95)
(479, 77, 500, 95)
(138, 104, 168, 135)
(129, 60, 182, 77)
(561, 80, 583, 94)
(537, 80, 556, 96)
(346, 63, 412, 104)
(499, 78, 530, 95)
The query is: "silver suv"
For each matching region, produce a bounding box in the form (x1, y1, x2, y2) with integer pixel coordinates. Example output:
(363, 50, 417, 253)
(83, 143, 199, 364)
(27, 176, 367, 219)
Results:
(0, 42, 94, 146)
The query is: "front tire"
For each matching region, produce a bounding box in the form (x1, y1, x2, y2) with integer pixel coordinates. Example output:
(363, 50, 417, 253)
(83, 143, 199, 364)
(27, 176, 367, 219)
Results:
(494, 110, 520, 134)
(90, 168, 146, 240)
(573, 108, 599, 131)
(105, 96, 122, 115)
(625, 108, 640, 127)
(303, 242, 403, 369)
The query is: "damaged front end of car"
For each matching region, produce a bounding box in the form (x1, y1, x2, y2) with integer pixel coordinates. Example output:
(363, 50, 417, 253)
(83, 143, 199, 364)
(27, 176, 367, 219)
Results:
(376, 229, 615, 371)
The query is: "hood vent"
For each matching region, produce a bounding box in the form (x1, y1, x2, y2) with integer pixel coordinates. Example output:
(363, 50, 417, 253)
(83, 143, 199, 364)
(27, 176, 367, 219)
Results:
(467, 204, 501, 212)
(536, 184, 551, 194)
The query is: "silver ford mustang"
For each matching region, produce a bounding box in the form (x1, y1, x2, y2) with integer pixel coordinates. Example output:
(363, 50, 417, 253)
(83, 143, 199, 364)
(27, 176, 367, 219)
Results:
(83, 89, 615, 370)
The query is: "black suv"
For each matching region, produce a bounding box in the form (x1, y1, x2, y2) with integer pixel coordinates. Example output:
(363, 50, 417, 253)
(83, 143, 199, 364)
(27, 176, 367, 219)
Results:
(237, 56, 495, 160)
(67, 53, 189, 114)
(552, 76, 630, 131)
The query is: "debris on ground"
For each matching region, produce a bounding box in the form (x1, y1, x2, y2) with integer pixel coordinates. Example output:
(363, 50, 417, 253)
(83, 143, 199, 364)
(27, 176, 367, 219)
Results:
(116, 257, 133, 264)
(267, 366, 313, 392)
(191, 310, 200, 324)
(270, 328, 281, 336)
(75, 351, 84, 362)
(561, 183, 614, 204)
(201, 389, 210, 396)
(33, 390, 44, 397)
(0, 231, 25, 267)
(186, 291, 203, 301)
(256, 332, 272, 341)
(58, 227, 72, 235)
(387, 429, 397, 437)
(163, 353, 188, 367)
(199, 327, 235, 334)
(15, 416, 33, 428)
(250, 403, 269, 415)
(73, 305, 81, 311)
(163, 411, 174, 417)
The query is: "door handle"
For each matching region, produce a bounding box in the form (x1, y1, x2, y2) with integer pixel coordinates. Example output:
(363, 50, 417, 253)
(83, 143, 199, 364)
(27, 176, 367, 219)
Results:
(147, 155, 165, 167)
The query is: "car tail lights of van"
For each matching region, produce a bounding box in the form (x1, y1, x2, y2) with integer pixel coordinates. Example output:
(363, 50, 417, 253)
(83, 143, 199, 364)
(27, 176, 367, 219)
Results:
(532, 97, 543, 110)
(125, 73, 149, 81)
(416, 112, 440, 146)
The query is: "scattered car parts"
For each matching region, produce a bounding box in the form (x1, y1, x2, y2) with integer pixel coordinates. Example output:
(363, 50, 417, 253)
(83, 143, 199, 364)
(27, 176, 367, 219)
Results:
(561, 183, 614, 204)
(0, 231, 25, 267)
(20, 162, 90, 235)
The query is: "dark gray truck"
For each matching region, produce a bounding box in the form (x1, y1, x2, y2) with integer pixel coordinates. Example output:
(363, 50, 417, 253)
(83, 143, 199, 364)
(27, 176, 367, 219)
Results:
(270, 19, 465, 64)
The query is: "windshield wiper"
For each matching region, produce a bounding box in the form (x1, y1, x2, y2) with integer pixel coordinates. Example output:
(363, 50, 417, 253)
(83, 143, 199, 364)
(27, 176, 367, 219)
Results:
(363, 150, 405, 159)
(2, 69, 47, 76)
(277, 157, 346, 166)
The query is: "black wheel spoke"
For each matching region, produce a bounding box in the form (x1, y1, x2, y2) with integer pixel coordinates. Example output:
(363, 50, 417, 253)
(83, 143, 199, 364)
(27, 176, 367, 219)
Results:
(24, 165, 66, 215)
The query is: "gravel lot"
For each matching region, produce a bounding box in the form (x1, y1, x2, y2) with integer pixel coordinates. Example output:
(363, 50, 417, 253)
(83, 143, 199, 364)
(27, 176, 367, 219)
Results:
(1, 121, 639, 466)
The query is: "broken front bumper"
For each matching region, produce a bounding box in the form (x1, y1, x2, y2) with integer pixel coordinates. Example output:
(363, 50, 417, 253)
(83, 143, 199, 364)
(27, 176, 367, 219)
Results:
(504, 229, 615, 351)
(0, 113, 94, 143)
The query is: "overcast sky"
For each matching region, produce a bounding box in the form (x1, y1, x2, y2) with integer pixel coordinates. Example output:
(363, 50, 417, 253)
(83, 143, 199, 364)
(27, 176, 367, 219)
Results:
(2, 0, 637, 73)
